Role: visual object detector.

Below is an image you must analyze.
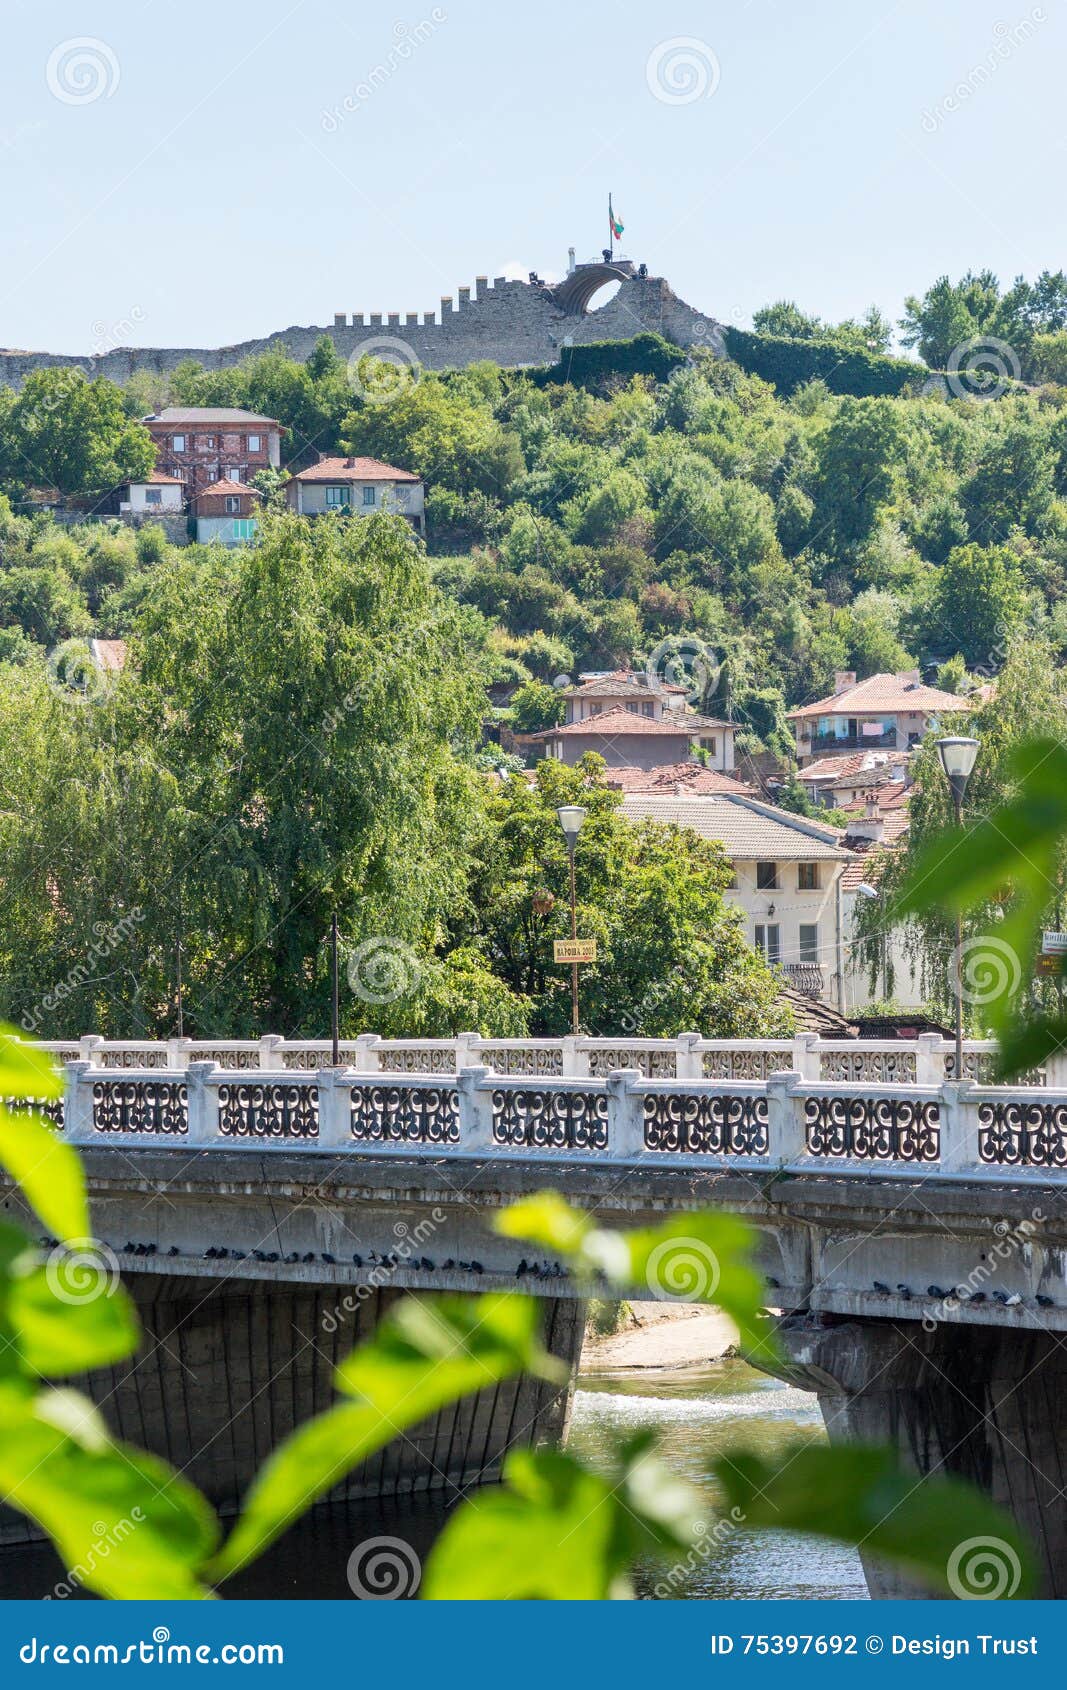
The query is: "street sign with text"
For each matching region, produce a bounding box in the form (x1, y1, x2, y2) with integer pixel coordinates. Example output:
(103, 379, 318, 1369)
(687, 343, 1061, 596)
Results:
(554, 939, 597, 964)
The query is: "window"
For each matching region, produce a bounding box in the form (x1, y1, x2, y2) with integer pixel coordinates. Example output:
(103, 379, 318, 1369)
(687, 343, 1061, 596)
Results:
(225, 495, 241, 514)
(755, 924, 780, 965)
(798, 862, 819, 891)
(362, 486, 376, 506)
(202, 435, 215, 449)
(247, 434, 262, 453)
(642, 701, 654, 718)
(700, 736, 717, 755)
(756, 861, 778, 890)
(172, 434, 186, 452)
(325, 486, 349, 507)
(145, 488, 162, 506)
(228, 467, 242, 483)
(799, 924, 819, 963)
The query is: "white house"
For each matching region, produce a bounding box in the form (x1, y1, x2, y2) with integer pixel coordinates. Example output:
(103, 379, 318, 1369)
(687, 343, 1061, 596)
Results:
(619, 792, 856, 1009)
(117, 471, 184, 514)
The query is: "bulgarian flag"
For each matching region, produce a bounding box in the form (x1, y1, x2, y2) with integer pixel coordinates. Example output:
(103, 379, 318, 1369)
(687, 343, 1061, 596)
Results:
(609, 195, 624, 242)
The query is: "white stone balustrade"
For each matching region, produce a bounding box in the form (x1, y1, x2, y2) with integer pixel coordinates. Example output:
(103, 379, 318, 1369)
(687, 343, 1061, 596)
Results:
(51, 1058, 1067, 1180)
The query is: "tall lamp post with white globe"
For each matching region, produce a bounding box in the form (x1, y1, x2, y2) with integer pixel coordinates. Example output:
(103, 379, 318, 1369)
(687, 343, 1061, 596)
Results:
(935, 735, 980, 1079)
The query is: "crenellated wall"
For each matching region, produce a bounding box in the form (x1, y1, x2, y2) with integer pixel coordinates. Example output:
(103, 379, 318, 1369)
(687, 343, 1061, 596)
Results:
(0, 272, 725, 390)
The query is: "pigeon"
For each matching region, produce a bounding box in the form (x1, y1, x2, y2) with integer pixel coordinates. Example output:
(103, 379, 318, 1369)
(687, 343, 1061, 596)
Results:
(767, 1276, 780, 1289)
(253, 1250, 267, 1263)
(421, 1257, 434, 1271)
(284, 1252, 299, 1264)
(970, 1292, 986, 1304)
(993, 1291, 1009, 1305)
(896, 1284, 912, 1300)
(322, 1252, 336, 1265)
(352, 1253, 363, 1267)
(516, 1259, 527, 1277)
(231, 1250, 246, 1260)
(1037, 1294, 1054, 1308)
(873, 1281, 890, 1295)
(928, 1286, 946, 1298)
(303, 1252, 315, 1264)
(471, 1261, 483, 1274)
(167, 1246, 180, 1257)
(1005, 1292, 1022, 1307)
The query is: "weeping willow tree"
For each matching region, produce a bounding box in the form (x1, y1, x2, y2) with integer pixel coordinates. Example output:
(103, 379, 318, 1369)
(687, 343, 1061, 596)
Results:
(852, 634, 1067, 1028)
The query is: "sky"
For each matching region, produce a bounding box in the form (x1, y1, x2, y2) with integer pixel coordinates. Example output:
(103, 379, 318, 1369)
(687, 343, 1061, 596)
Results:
(0, 0, 1063, 356)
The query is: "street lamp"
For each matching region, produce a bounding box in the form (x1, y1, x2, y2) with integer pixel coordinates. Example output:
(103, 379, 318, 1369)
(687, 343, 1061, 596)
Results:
(936, 735, 980, 1079)
(556, 805, 587, 1036)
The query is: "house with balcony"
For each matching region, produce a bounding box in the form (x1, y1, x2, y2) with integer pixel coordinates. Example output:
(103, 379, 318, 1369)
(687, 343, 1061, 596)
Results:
(114, 470, 185, 515)
(144, 408, 283, 497)
(284, 456, 425, 535)
(527, 670, 736, 772)
(788, 670, 964, 766)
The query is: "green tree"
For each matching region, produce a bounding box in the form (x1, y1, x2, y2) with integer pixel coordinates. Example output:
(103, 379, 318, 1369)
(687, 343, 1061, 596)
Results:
(462, 756, 792, 1036)
(924, 543, 1025, 669)
(0, 369, 154, 498)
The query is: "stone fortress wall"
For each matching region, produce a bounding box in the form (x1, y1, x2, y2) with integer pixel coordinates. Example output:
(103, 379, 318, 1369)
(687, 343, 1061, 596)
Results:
(0, 268, 725, 389)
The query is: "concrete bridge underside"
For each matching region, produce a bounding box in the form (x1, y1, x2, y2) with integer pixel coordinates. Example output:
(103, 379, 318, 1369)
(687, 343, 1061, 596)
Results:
(3, 1145, 1067, 1595)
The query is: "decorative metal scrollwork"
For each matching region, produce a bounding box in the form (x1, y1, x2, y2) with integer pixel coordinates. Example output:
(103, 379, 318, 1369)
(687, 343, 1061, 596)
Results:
(480, 1047, 563, 1077)
(643, 1092, 768, 1155)
(101, 1050, 170, 1069)
(218, 1083, 318, 1139)
(385, 1048, 457, 1074)
(977, 1099, 1067, 1167)
(350, 1085, 460, 1144)
(4, 1095, 64, 1129)
(820, 1051, 917, 1084)
(493, 1089, 609, 1150)
(702, 1051, 778, 1080)
(93, 1080, 188, 1136)
(201, 1049, 260, 1070)
(805, 1094, 939, 1161)
(588, 1048, 660, 1078)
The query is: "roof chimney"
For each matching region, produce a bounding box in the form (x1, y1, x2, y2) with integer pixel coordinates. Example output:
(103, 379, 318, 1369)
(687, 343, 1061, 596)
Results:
(899, 668, 921, 687)
(847, 815, 885, 845)
(834, 670, 857, 693)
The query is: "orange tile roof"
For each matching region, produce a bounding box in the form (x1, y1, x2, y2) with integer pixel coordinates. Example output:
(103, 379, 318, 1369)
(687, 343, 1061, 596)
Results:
(800, 749, 911, 784)
(288, 455, 421, 484)
(788, 672, 966, 721)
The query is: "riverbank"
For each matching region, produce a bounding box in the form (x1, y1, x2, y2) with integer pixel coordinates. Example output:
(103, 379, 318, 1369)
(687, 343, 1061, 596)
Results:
(581, 1302, 739, 1372)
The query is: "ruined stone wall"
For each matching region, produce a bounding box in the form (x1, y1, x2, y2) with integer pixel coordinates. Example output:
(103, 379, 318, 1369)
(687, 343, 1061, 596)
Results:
(0, 273, 725, 390)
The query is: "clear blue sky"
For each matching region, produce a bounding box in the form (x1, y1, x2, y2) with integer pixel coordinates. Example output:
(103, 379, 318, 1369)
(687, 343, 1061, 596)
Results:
(1, 0, 1063, 354)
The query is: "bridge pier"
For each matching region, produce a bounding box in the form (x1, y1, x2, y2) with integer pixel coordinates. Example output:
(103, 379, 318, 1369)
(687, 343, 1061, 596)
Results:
(770, 1314, 1067, 1599)
(0, 1274, 584, 1546)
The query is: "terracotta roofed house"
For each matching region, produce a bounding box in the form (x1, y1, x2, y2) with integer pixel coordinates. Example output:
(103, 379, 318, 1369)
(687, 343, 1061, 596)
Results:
(285, 456, 425, 534)
(144, 408, 283, 498)
(192, 478, 263, 547)
(788, 670, 964, 766)
(528, 669, 736, 772)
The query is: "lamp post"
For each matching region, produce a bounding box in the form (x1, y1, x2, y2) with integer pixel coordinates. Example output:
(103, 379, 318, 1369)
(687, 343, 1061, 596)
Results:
(556, 804, 587, 1037)
(330, 912, 340, 1067)
(936, 735, 980, 1079)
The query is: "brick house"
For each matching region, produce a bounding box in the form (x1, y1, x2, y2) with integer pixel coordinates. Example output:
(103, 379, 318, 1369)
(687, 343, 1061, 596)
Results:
(284, 456, 425, 534)
(144, 408, 283, 498)
(191, 478, 263, 546)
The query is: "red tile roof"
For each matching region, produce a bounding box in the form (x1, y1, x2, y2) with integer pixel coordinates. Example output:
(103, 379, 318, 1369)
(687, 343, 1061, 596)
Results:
(800, 749, 911, 784)
(144, 471, 183, 486)
(196, 478, 262, 499)
(531, 707, 731, 739)
(788, 672, 966, 721)
(605, 763, 754, 795)
(287, 455, 421, 484)
(145, 408, 282, 428)
(566, 668, 688, 697)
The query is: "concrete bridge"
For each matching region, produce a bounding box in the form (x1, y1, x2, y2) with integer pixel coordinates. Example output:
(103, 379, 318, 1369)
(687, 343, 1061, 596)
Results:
(6, 1035, 1067, 1597)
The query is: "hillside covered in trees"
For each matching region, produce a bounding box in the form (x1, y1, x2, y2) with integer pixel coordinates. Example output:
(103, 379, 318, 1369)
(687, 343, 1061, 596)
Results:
(2, 269, 1067, 770)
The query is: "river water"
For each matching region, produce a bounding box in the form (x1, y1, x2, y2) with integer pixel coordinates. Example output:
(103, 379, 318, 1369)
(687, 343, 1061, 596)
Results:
(1, 1357, 866, 1601)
